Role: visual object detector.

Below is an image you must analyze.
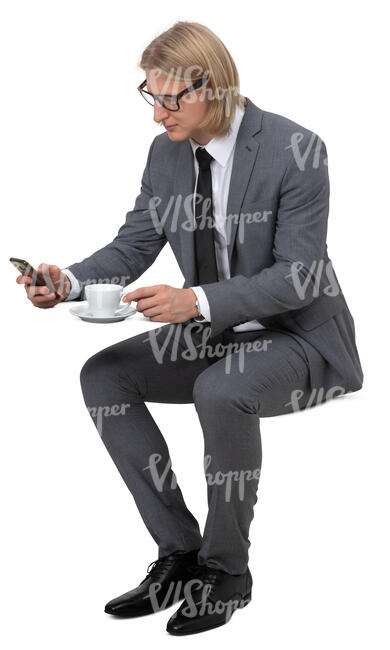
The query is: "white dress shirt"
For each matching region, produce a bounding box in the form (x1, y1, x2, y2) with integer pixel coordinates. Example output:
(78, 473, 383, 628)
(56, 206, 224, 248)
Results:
(62, 267, 82, 301)
(63, 103, 265, 331)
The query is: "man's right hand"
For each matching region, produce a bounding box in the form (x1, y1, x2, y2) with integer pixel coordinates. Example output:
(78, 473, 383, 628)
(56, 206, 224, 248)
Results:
(16, 263, 72, 308)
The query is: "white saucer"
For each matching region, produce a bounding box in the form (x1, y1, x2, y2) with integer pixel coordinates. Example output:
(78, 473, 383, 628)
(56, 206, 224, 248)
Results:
(69, 301, 137, 323)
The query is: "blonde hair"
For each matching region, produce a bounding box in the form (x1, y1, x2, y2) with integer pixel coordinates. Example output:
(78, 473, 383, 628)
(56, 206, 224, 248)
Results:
(138, 21, 246, 138)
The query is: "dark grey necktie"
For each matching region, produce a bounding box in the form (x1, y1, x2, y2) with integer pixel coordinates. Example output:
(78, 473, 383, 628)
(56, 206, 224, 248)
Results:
(194, 147, 219, 285)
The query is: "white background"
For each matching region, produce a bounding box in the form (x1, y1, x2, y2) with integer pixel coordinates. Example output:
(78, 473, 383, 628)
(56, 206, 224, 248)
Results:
(1, 1, 389, 648)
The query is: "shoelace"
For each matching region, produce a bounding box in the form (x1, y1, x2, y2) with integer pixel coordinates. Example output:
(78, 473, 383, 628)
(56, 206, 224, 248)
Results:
(144, 556, 176, 583)
(143, 555, 223, 593)
(192, 568, 221, 599)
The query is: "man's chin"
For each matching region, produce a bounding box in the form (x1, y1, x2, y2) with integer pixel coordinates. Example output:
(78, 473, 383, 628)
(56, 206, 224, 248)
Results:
(165, 127, 188, 141)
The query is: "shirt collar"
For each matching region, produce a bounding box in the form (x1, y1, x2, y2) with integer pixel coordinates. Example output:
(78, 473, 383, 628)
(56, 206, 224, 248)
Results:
(189, 102, 245, 168)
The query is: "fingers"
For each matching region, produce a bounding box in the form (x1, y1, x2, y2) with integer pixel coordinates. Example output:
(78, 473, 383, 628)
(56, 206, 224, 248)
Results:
(35, 296, 61, 309)
(149, 314, 169, 322)
(16, 268, 64, 308)
(29, 289, 56, 302)
(21, 280, 57, 306)
(126, 285, 165, 301)
(143, 307, 168, 319)
(16, 273, 32, 286)
(30, 292, 61, 308)
(25, 283, 50, 298)
(135, 296, 162, 312)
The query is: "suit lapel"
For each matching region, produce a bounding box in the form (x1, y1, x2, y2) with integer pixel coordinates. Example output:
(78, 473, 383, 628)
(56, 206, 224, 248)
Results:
(225, 131, 260, 268)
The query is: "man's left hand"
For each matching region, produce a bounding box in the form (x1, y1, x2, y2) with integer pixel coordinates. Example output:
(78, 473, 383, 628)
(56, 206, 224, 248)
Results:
(122, 285, 199, 322)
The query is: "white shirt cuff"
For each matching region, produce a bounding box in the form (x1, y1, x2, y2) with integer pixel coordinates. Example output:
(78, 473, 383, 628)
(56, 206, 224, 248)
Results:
(62, 268, 82, 301)
(190, 285, 211, 321)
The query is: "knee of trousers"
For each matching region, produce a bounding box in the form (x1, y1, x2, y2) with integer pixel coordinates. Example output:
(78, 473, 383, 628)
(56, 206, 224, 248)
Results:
(79, 348, 140, 407)
(192, 371, 261, 417)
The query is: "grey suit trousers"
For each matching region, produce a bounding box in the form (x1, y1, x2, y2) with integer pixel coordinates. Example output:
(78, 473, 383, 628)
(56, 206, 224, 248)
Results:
(79, 320, 329, 575)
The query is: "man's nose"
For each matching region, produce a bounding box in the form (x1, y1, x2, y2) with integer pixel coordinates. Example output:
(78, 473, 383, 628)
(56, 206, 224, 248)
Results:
(153, 102, 169, 123)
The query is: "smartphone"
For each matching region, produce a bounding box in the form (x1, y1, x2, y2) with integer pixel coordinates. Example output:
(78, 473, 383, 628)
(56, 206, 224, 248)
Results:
(10, 257, 60, 299)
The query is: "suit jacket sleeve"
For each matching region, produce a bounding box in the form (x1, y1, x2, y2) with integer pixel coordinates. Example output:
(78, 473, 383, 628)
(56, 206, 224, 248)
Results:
(64, 135, 167, 300)
(200, 134, 330, 339)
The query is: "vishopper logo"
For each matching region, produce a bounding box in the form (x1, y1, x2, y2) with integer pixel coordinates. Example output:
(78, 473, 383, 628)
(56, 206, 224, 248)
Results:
(285, 260, 341, 300)
(285, 132, 328, 171)
(147, 193, 194, 235)
(204, 455, 261, 502)
(147, 65, 211, 105)
(285, 386, 346, 412)
(146, 576, 244, 621)
(177, 579, 246, 623)
(228, 207, 272, 244)
(143, 453, 178, 491)
(142, 322, 272, 375)
(219, 337, 272, 375)
(147, 578, 188, 613)
(87, 402, 131, 437)
(147, 193, 271, 241)
(142, 452, 261, 503)
(78, 275, 132, 292)
(147, 66, 244, 119)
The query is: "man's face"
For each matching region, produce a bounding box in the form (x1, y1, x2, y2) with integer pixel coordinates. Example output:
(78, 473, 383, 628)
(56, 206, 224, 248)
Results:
(145, 68, 214, 145)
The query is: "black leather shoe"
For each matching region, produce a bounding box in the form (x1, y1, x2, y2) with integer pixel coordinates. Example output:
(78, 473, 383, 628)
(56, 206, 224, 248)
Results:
(104, 549, 202, 618)
(166, 566, 252, 635)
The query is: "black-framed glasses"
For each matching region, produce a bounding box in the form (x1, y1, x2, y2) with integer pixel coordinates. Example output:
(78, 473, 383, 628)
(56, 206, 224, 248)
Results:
(137, 74, 209, 111)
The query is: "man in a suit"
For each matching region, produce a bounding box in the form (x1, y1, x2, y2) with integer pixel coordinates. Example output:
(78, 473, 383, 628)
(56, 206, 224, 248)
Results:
(17, 21, 363, 635)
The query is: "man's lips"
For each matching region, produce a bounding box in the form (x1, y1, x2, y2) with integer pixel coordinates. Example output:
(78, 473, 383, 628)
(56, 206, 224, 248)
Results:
(165, 123, 178, 128)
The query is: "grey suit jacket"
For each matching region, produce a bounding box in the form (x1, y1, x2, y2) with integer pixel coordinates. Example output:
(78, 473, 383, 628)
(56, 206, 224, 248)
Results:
(66, 96, 364, 395)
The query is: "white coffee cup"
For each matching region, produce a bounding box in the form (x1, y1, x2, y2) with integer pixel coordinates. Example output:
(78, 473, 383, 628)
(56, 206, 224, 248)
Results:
(85, 284, 132, 318)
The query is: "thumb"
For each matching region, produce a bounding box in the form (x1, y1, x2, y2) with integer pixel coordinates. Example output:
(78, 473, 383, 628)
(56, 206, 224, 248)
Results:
(37, 262, 52, 280)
